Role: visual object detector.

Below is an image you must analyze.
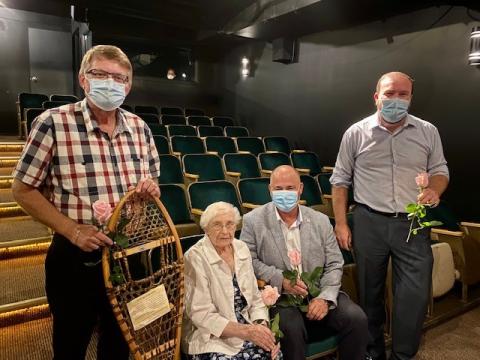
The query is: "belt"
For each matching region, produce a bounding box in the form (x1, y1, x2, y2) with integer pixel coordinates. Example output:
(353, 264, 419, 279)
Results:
(356, 203, 408, 218)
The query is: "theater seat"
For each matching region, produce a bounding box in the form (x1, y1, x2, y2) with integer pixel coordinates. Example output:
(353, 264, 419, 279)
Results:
(212, 116, 234, 127)
(161, 106, 184, 115)
(17, 92, 49, 137)
(42, 100, 70, 109)
(188, 180, 242, 224)
(171, 136, 205, 157)
(237, 177, 271, 213)
(197, 125, 224, 137)
(23, 108, 44, 135)
(300, 174, 328, 214)
(138, 113, 160, 126)
(223, 153, 261, 185)
(50, 94, 78, 103)
(182, 154, 225, 185)
(185, 108, 205, 117)
(235, 137, 266, 156)
(158, 154, 183, 185)
(167, 124, 197, 137)
(258, 152, 291, 176)
(204, 136, 236, 157)
(135, 105, 158, 114)
(291, 151, 332, 176)
(159, 184, 200, 237)
(162, 115, 187, 125)
(263, 136, 291, 154)
(224, 126, 249, 137)
(150, 124, 168, 137)
(187, 115, 211, 126)
(153, 135, 170, 154)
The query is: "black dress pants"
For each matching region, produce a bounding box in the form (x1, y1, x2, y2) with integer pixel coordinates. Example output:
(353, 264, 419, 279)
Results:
(45, 233, 129, 360)
(353, 205, 433, 360)
(271, 292, 368, 360)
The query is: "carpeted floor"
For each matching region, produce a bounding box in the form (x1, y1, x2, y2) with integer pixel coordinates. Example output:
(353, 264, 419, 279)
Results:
(0, 305, 478, 359)
(417, 305, 480, 359)
(0, 246, 47, 305)
(0, 217, 51, 243)
(0, 308, 98, 360)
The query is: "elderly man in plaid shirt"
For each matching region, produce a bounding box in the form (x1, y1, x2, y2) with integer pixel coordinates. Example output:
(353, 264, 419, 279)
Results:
(12, 45, 160, 360)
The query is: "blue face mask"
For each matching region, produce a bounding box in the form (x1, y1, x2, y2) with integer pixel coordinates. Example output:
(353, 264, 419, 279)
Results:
(380, 98, 410, 124)
(272, 190, 298, 213)
(87, 78, 126, 111)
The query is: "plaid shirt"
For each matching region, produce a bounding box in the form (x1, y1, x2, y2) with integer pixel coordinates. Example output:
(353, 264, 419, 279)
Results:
(13, 99, 160, 224)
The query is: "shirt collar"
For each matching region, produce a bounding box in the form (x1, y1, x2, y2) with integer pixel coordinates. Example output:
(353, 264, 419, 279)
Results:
(369, 112, 417, 131)
(275, 206, 303, 229)
(80, 98, 134, 136)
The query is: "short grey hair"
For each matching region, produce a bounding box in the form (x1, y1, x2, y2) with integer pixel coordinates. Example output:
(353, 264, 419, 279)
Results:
(199, 202, 241, 230)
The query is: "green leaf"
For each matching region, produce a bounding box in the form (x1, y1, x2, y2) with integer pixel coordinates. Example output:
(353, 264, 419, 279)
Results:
(412, 229, 418, 235)
(309, 284, 321, 298)
(283, 269, 298, 286)
(117, 217, 130, 233)
(309, 267, 324, 282)
(277, 329, 284, 339)
(115, 233, 129, 248)
(299, 304, 309, 312)
(405, 203, 417, 213)
(271, 313, 281, 335)
(418, 206, 426, 218)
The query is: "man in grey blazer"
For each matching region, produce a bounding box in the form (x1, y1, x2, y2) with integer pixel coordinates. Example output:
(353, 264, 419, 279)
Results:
(241, 165, 368, 360)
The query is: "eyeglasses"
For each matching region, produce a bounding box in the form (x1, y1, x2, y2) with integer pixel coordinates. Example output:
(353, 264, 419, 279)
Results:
(210, 222, 236, 232)
(86, 69, 129, 84)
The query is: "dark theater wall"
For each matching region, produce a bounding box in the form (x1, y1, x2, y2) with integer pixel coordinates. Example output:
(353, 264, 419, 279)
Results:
(216, 6, 480, 222)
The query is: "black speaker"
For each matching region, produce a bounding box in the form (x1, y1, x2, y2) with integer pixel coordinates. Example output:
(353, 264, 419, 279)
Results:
(272, 38, 296, 64)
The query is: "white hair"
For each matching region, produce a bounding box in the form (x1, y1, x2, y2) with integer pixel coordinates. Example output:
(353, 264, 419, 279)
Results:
(199, 201, 241, 230)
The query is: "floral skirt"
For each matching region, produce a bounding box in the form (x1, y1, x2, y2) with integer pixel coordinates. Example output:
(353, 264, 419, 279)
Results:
(189, 340, 277, 360)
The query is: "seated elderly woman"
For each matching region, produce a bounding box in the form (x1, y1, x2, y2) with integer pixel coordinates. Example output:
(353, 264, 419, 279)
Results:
(181, 201, 281, 360)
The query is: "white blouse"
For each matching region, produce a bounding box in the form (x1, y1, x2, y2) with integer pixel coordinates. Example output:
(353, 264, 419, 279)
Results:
(181, 236, 269, 355)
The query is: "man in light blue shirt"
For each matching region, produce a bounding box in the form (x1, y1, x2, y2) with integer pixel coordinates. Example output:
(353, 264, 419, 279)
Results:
(330, 72, 449, 360)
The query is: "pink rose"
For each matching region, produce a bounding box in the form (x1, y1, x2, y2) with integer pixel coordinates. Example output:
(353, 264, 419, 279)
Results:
(261, 285, 280, 306)
(288, 249, 301, 267)
(415, 172, 429, 189)
(92, 200, 113, 225)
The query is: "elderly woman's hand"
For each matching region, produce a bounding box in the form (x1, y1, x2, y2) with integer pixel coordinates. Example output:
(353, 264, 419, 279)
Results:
(244, 324, 277, 353)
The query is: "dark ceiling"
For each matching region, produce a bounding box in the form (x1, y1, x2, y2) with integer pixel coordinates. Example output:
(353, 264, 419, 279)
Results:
(5, 0, 480, 60)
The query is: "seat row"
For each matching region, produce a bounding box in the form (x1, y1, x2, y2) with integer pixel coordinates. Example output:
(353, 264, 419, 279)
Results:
(120, 104, 206, 117)
(136, 113, 235, 128)
(149, 124, 249, 138)
(153, 134, 332, 163)
(16, 93, 80, 138)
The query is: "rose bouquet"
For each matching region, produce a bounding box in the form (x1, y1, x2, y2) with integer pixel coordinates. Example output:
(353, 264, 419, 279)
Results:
(405, 173, 443, 242)
(87, 200, 130, 285)
(260, 285, 283, 341)
(278, 249, 323, 312)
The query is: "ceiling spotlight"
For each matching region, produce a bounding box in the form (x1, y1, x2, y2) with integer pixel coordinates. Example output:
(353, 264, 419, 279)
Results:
(469, 26, 480, 66)
(241, 57, 251, 77)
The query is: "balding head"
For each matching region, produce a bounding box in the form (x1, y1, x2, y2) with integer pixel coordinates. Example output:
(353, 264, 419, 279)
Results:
(376, 72, 414, 94)
(270, 165, 302, 191)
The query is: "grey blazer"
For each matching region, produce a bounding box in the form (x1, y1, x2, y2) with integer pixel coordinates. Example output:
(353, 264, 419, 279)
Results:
(240, 203, 344, 305)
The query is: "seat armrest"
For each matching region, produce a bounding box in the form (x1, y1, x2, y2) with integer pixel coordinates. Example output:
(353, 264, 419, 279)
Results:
(191, 208, 203, 216)
(226, 171, 241, 178)
(184, 173, 199, 180)
(295, 168, 310, 175)
(261, 170, 272, 177)
(206, 151, 218, 156)
(321, 166, 335, 172)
